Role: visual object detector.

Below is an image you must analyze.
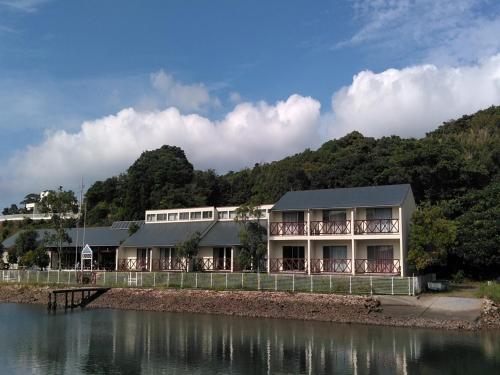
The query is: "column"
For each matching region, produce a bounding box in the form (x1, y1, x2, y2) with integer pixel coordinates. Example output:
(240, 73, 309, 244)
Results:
(307, 209, 311, 275)
(115, 247, 119, 271)
(230, 247, 234, 272)
(399, 207, 404, 277)
(351, 209, 356, 275)
(267, 212, 271, 273)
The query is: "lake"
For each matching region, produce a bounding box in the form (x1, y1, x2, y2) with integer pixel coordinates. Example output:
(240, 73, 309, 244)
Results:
(0, 303, 498, 374)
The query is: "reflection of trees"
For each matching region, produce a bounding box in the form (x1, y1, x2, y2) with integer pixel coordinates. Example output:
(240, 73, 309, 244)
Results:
(2, 304, 500, 374)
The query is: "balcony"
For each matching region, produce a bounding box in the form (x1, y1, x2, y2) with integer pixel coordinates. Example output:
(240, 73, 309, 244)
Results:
(270, 222, 307, 236)
(354, 259, 400, 274)
(152, 257, 187, 272)
(269, 258, 307, 272)
(193, 257, 231, 272)
(354, 219, 399, 234)
(310, 220, 351, 235)
(117, 258, 150, 271)
(310, 258, 352, 273)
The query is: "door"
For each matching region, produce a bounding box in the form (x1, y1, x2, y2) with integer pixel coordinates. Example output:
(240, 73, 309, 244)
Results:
(366, 208, 393, 232)
(322, 210, 347, 233)
(213, 247, 231, 270)
(323, 246, 348, 272)
(137, 248, 148, 270)
(282, 211, 305, 234)
(282, 246, 305, 271)
(367, 245, 393, 272)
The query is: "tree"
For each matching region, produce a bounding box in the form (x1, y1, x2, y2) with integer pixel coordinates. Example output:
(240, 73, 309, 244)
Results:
(176, 231, 201, 264)
(20, 193, 40, 207)
(2, 204, 19, 215)
(14, 228, 39, 260)
(235, 205, 267, 271)
(39, 187, 78, 270)
(128, 222, 140, 236)
(408, 206, 457, 274)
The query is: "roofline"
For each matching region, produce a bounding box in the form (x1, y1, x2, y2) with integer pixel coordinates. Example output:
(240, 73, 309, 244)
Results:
(271, 204, 402, 212)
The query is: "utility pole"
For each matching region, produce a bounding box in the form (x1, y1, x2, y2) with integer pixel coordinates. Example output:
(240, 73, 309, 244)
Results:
(75, 177, 84, 270)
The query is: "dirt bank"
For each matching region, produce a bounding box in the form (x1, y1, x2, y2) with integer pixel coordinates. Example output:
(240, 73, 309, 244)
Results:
(0, 285, 498, 330)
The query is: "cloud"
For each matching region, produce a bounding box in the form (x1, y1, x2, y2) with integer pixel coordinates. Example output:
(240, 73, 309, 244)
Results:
(329, 54, 500, 138)
(149, 70, 219, 113)
(0, 0, 53, 12)
(339, 0, 500, 65)
(1, 94, 321, 198)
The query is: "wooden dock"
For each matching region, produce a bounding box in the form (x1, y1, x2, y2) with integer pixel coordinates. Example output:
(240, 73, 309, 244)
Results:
(47, 287, 110, 311)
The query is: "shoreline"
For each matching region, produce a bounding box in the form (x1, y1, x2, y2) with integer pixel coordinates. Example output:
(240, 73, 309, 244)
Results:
(0, 285, 498, 331)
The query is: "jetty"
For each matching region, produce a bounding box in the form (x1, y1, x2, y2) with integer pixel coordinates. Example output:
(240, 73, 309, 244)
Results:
(47, 287, 110, 311)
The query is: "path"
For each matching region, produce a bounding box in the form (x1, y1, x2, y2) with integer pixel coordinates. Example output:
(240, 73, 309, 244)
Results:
(377, 295, 483, 322)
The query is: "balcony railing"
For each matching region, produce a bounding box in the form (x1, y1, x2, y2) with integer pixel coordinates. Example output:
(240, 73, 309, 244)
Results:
(269, 222, 307, 236)
(152, 257, 187, 272)
(193, 257, 231, 272)
(354, 219, 399, 234)
(310, 258, 352, 273)
(354, 259, 400, 274)
(117, 258, 150, 271)
(310, 220, 351, 235)
(269, 258, 307, 272)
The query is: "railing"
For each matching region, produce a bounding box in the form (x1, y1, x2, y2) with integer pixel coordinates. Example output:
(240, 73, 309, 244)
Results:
(310, 220, 351, 235)
(354, 259, 400, 274)
(269, 222, 307, 236)
(153, 257, 187, 272)
(310, 259, 352, 273)
(354, 219, 399, 234)
(269, 258, 307, 272)
(117, 258, 150, 271)
(193, 257, 231, 272)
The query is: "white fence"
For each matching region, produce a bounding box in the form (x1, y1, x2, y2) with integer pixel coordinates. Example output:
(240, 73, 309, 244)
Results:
(1, 270, 423, 295)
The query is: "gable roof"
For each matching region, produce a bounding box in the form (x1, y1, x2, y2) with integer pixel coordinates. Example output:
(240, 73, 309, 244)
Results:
(122, 221, 213, 248)
(199, 221, 243, 247)
(2, 227, 130, 249)
(271, 184, 412, 211)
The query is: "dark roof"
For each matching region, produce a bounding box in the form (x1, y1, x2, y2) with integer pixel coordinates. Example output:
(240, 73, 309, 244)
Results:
(199, 221, 243, 247)
(110, 220, 144, 230)
(2, 227, 129, 249)
(271, 184, 412, 211)
(122, 221, 213, 247)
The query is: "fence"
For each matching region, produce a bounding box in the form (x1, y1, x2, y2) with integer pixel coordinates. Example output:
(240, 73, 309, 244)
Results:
(1, 270, 422, 295)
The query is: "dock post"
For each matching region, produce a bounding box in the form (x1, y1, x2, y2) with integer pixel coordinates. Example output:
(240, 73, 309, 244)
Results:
(65, 292, 68, 310)
(71, 291, 74, 308)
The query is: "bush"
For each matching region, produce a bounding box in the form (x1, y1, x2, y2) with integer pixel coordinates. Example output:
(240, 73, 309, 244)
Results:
(452, 270, 465, 284)
(477, 282, 500, 304)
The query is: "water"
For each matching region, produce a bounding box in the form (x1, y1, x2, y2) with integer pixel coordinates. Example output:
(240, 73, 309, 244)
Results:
(0, 303, 498, 374)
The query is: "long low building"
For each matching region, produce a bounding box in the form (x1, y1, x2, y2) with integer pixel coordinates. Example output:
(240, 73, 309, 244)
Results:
(2, 184, 416, 276)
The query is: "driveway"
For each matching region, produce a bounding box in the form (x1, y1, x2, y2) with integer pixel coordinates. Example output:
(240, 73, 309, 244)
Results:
(377, 295, 483, 322)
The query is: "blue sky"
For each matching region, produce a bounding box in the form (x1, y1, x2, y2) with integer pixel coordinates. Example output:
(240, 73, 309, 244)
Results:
(1, 0, 500, 208)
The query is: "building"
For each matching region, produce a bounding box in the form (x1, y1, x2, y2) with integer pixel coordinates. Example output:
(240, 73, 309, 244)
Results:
(268, 184, 415, 277)
(117, 205, 272, 272)
(1, 221, 140, 270)
(2, 184, 416, 277)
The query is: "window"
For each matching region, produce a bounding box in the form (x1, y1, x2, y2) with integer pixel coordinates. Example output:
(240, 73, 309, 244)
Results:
(218, 211, 229, 219)
(190, 211, 202, 220)
(229, 211, 237, 219)
(146, 214, 156, 222)
(367, 245, 393, 260)
(283, 246, 305, 259)
(168, 213, 178, 221)
(323, 210, 346, 222)
(323, 246, 347, 259)
(366, 208, 392, 220)
(202, 211, 213, 219)
(157, 214, 167, 221)
(283, 211, 304, 222)
(179, 212, 189, 220)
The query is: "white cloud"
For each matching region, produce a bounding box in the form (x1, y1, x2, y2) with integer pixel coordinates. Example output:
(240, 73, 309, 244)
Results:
(329, 54, 500, 138)
(229, 92, 242, 104)
(1, 94, 321, 198)
(149, 70, 218, 113)
(0, 0, 53, 12)
(339, 0, 500, 65)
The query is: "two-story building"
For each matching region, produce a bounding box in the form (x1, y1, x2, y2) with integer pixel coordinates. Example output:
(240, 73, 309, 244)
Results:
(267, 184, 415, 277)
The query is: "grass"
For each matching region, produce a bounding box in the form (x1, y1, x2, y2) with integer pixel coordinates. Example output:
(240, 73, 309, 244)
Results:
(476, 282, 500, 304)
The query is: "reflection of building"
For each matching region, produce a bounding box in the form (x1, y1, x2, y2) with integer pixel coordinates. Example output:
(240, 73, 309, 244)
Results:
(2, 184, 416, 276)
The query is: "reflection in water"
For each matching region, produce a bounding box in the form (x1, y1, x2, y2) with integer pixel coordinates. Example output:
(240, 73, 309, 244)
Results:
(0, 303, 498, 374)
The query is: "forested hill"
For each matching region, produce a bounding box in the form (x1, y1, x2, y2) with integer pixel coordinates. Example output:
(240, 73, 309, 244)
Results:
(82, 105, 499, 279)
(85, 105, 499, 223)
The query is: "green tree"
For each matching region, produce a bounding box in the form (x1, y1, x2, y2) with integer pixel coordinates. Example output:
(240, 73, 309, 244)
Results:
(128, 222, 140, 236)
(176, 232, 201, 262)
(39, 187, 78, 270)
(14, 228, 39, 261)
(235, 205, 267, 271)
(408, 206, 457, 274)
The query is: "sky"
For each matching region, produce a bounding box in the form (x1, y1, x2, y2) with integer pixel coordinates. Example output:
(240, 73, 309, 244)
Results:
(0, 0, 500, 208)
